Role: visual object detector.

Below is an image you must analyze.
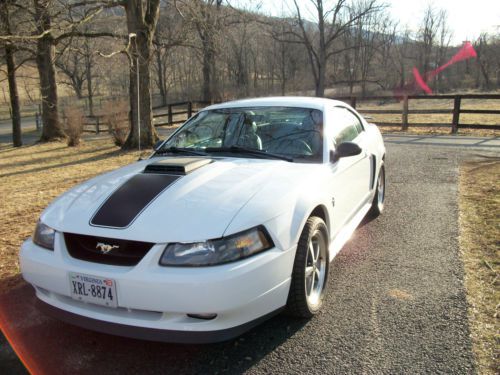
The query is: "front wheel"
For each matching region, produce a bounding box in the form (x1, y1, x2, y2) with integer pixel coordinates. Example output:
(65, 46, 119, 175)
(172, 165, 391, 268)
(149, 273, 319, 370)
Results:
(286, 217, 329, 318)
(369, 164, 385, 217)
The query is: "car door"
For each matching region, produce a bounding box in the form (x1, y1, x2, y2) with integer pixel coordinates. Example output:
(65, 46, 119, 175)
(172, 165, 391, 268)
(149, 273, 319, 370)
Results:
(326, 107, 372, 238)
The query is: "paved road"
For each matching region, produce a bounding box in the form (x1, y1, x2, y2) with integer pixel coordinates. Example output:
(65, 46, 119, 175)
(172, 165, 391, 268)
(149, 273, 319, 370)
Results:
(1, 140, 498, 374)
(384, 133, 500, 149)
(0, 117, 38, 134)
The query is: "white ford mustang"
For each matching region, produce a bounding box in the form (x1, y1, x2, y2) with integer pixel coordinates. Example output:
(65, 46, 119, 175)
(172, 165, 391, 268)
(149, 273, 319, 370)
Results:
(20, 97, 385, 343)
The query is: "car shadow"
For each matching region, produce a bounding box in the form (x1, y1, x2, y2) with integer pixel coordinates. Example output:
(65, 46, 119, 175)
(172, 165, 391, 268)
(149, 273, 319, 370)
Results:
(0, 275, 309, 375)
(358, 211, 377, 228)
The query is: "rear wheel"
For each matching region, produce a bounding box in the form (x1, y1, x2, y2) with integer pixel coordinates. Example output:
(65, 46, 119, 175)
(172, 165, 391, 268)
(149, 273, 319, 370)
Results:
(286, 217, 329, 318)
(369, 164, 385, 217)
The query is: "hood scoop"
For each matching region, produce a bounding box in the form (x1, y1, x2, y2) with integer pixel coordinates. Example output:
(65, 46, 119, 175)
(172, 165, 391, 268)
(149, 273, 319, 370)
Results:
(144, 157, 212, 175)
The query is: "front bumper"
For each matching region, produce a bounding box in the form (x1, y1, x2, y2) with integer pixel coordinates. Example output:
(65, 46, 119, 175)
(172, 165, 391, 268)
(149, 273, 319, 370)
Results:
(37, 299, 284, 344)
(20, 233, 296, 343)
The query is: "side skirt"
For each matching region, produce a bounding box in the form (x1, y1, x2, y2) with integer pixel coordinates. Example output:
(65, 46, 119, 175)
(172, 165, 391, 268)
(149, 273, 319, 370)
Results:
(328, 202, 372, 262)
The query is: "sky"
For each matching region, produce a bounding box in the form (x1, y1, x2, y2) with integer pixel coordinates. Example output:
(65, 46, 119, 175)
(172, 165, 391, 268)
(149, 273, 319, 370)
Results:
(243, 0, 500, 45)
(386, 0, 500, 44)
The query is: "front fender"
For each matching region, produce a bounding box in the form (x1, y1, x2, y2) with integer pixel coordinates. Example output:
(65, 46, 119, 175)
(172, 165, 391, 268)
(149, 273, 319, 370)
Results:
(223, 166, 332, 252)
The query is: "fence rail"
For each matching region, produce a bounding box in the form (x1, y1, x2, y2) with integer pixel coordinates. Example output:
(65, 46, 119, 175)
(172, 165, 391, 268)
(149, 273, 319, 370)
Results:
(78, 94, 500, 134)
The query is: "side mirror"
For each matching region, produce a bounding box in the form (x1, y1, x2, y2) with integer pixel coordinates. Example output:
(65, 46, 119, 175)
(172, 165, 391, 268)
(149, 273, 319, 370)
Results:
(330, 142, 362, 162)
(154, 140, 164, 151)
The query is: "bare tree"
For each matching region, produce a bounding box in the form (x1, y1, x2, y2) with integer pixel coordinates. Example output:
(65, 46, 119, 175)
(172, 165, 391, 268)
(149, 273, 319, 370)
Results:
(267, 16, 303, 96)
(291, 0, 382, 97)
(33, 0, 65, 140)
(0, 0, 22, 146)
(176, 0, 227, 102)
(474, 33, 500, 90)
(153, 2, 187, 106)
(227, 15, 252, 97)
(376, 17, 398, 89)
(56, 45, 87, 99)
(121, 0, 161, 149)
(393, 26, 412, 88)
(433, 10, 451, 91)
(0, 0, 116, 141)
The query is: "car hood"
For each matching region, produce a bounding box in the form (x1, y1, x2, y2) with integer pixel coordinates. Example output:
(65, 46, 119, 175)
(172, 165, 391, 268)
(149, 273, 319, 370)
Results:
(41, 156, 313, 243)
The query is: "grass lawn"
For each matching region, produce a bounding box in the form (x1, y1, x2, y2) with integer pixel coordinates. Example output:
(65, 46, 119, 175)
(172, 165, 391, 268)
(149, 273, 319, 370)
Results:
(0, 138, 144, 291)
(460, 157, 500, 374)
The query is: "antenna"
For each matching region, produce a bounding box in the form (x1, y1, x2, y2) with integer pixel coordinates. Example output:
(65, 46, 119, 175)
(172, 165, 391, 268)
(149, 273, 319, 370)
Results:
(137, 53, 141, 156)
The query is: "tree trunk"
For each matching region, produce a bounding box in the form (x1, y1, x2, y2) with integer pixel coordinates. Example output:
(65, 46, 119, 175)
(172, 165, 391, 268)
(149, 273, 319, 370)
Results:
(37, 37, 64, 140)
(123, 0, 160, 149)
(85, 55, 94, 116)
(280, 41, 286, 96)
(316, 57, 326, 97)
(34, 0, 64, 141)
(201, 41, 214, 102)
(4, 44, 22, 147)
(0, 3, 22, 147)
(155, 47, 167, 106)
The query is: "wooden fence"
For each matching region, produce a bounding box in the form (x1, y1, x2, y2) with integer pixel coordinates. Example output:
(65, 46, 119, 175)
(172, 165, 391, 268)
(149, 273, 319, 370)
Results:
(152, 101, 207, 126)
(330, 94, 500, 132)
(79, 94, 500, 134)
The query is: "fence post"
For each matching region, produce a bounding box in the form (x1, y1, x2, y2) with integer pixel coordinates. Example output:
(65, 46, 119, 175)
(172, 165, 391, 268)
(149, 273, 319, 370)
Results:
(168, 104, 172, 125)
(451, 95, 461, 134)
(402, 95, 409, 130)
(350, 96, 357, 109)
(187, 102, 193, 119)
(95, 117, 100, 134)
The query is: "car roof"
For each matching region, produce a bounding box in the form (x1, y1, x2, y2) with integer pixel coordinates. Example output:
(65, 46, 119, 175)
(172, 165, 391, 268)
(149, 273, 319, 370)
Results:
(203, 96, 347, 112)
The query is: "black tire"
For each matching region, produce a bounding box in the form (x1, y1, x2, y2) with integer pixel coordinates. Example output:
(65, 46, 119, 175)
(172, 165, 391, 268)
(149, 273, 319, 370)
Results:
(369, 163, 385, 217)
(286, 216, 329, 318)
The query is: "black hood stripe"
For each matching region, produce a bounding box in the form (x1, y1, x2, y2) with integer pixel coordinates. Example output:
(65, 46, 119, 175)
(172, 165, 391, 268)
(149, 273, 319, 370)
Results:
(90, 173, 180, 228)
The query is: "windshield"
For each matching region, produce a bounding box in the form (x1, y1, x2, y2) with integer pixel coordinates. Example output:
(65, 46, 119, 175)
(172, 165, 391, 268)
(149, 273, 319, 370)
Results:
(159, 106, 323, 162)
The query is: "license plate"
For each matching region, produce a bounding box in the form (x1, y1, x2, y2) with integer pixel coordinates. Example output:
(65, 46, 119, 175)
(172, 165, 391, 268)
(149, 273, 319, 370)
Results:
(69, 272, 118, 308)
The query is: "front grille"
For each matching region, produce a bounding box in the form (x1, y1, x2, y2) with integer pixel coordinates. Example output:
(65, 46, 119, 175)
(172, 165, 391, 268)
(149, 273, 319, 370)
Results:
(64, 233, 155, 266)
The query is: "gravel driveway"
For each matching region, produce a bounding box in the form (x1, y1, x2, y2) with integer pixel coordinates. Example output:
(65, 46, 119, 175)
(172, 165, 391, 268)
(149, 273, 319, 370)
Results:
(2, 140, 498, 374)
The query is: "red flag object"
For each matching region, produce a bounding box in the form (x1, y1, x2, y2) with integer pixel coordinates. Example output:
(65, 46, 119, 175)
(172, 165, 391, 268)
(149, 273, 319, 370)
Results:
(413, 67, 433, 94)
(412, 42, 477, 94)
(432, 41, 477, 76)
(396, 42, 477, 97)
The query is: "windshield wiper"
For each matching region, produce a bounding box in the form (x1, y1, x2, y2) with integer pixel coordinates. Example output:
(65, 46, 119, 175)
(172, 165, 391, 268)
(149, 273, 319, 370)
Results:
(155, 146, 208, 157)
(205, 146, 293, 162)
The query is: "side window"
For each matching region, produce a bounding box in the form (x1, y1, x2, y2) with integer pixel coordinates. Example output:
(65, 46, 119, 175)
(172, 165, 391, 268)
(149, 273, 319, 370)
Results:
(349, 111, 364, 133)
(331, 107, 361, 145)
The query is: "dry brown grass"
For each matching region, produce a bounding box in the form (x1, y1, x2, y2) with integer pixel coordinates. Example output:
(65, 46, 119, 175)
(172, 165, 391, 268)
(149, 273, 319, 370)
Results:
(0, 138, 143, 292)
(459, 157, 500, 375)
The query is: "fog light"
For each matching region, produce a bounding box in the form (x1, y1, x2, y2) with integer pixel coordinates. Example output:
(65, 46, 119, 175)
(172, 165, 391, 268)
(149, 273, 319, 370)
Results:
(187, 313, 217, 320)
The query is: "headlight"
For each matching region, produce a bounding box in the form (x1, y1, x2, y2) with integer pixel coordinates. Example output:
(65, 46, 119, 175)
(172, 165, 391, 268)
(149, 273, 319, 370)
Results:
(159, 226, 274, 267)
(33, 221, 55, 250)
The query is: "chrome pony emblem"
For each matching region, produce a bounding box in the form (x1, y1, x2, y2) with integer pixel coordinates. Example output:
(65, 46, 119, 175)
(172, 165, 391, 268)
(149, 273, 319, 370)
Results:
(96, 242, 119, 254)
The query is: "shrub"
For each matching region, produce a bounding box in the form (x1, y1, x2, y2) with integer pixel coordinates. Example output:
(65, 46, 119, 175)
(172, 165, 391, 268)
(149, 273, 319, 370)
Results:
(103, 100, 129, 147)
(63, 107, 84, 147)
